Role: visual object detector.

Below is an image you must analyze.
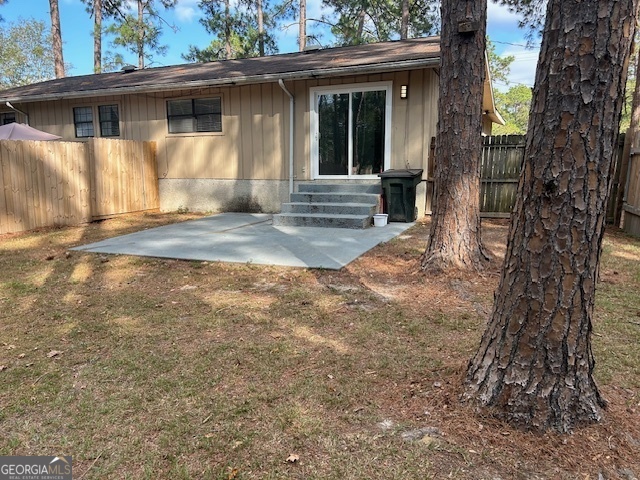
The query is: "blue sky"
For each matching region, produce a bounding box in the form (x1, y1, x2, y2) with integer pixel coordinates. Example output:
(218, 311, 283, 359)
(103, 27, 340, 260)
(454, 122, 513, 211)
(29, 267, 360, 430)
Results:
(1, 0, 539, 89)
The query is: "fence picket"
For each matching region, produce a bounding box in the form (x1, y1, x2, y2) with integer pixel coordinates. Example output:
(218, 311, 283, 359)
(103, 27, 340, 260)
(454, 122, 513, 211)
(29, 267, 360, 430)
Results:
(0, 139, 158, 235)
(478, 135, 526, 217)
(624, 152, 640, 236)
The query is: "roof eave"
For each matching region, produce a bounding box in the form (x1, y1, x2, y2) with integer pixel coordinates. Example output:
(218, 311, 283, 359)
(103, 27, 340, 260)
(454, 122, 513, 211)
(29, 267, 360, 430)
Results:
(486, 110, 506, 125)
(482, 54, 506, 126)
(0, 57, 440, 104)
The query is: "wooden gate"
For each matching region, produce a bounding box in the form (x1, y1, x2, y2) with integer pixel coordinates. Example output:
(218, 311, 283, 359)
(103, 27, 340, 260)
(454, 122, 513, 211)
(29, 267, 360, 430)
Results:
(480, 135, 525, 218)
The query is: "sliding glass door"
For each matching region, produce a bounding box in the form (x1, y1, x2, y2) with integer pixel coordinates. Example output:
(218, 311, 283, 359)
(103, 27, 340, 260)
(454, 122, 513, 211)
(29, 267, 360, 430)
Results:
(312, 83, 391, 178)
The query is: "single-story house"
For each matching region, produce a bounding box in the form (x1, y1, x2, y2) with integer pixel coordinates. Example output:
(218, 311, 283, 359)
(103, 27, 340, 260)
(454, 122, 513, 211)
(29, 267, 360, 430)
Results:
(0, 37, 504, 218)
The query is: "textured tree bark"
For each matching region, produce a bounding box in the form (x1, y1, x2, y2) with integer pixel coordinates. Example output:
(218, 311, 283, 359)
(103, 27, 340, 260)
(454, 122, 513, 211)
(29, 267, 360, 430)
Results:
(465, 0, 639, 432)
(421, 0, 490, 273)
(49, 0, 65, 78)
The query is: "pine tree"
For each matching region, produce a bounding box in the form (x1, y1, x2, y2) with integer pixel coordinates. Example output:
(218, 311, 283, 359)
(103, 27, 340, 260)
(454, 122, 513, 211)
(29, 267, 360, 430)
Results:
(49, 0, 65, 77)
(421, 0, 490, 272)
(465, 0, 639, 432)
(106, 0, 177, 69)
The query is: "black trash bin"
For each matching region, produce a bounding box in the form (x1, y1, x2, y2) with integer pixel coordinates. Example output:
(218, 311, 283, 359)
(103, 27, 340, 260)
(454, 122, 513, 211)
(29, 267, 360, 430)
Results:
(378, 169, 424, 222)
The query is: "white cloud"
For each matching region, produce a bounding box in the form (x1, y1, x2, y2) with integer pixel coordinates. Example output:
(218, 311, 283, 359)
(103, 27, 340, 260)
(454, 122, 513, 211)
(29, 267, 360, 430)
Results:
(306, 0, 325, 21)
(175, 4, 198, 23)
(508, 53, 539, 88)
(487, 2, 522, 29)
(486, 3, 539, 91)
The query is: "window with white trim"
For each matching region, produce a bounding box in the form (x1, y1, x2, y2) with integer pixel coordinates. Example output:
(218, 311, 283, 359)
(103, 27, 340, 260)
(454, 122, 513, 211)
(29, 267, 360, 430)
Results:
(167, 97, 222, 133)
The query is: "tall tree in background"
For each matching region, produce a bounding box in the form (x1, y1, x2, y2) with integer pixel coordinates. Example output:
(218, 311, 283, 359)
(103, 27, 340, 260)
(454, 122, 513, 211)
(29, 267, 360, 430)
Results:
(487, 38, 514, 86)
(244, 0, 278, 57)
(49, 0, 65, 77)
(298, 0, 306, 50)
(274, 0, 309, 51)
(400, 0, 409, 39)
(107, 0, 177, 69)
(322, 0, 437, 45)
(94, 0, 102, 71)
(257, 0, 265, 56)
(184, 0, 246, 61)
(81, 0, 125, 73)
(0, 19, 56, 88)
(486, 38, 532, 135)
(421, 0, 489, 272)
(492, 85, 532, 135)
(184, 0, 277, 61)
(464, 0, 638, 432)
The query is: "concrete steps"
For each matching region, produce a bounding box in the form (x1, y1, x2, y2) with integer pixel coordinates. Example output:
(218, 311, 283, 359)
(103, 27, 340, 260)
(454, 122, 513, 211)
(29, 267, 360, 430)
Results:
(273, 183, 382, 229)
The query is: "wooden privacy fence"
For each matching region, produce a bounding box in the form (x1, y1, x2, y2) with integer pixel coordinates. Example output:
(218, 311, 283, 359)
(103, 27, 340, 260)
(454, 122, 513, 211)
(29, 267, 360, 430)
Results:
(0, 138, 158, 235)
(623, 145, 640, 236)
(425, 135, 526, 217)
(480, 135, 525, 217)
(427, 134, 625, 219)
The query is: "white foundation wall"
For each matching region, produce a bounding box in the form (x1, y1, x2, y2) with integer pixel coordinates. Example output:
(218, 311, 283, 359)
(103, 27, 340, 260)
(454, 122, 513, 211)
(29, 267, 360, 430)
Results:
(159, 179, 290, 214)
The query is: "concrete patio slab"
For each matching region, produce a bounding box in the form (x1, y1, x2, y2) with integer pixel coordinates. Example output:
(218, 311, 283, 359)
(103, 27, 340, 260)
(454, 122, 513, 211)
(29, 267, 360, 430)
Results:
(71, 213, 415, 270)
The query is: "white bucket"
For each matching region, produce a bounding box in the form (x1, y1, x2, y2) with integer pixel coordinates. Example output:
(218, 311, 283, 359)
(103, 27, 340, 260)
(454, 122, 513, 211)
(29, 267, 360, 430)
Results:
(373, 213, 388, 227)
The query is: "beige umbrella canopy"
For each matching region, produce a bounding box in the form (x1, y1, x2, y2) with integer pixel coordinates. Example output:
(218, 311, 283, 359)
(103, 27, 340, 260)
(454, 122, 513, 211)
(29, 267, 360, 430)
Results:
(0, 123, 61, 141)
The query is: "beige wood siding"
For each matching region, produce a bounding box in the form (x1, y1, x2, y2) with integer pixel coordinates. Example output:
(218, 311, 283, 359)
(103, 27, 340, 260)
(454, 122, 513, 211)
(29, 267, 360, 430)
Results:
(3, 67, 439, 182)
(289, 69, 439, 180)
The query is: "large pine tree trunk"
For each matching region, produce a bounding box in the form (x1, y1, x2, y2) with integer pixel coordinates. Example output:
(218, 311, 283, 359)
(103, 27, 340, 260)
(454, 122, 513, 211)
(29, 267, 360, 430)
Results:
(421, 0, 489, 273)
(49, 0, 65, 78)
(465, 0, 638, 432)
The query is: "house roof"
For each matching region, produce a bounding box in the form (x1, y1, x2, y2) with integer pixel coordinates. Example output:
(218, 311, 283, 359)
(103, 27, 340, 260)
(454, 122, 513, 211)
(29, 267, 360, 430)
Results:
(0, 37, 441, 103)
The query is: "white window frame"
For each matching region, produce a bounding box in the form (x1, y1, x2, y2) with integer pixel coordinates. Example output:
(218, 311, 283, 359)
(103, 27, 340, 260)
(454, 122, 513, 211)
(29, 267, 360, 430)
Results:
(309, 81, 392, 180)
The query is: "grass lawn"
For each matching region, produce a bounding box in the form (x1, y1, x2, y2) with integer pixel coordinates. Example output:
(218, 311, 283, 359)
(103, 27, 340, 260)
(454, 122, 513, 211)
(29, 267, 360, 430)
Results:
(1, 212, 639, 479)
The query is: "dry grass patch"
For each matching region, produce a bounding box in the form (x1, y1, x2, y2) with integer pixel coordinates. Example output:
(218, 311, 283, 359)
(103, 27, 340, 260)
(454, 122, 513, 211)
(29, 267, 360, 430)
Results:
(0, 214, 639, 479)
